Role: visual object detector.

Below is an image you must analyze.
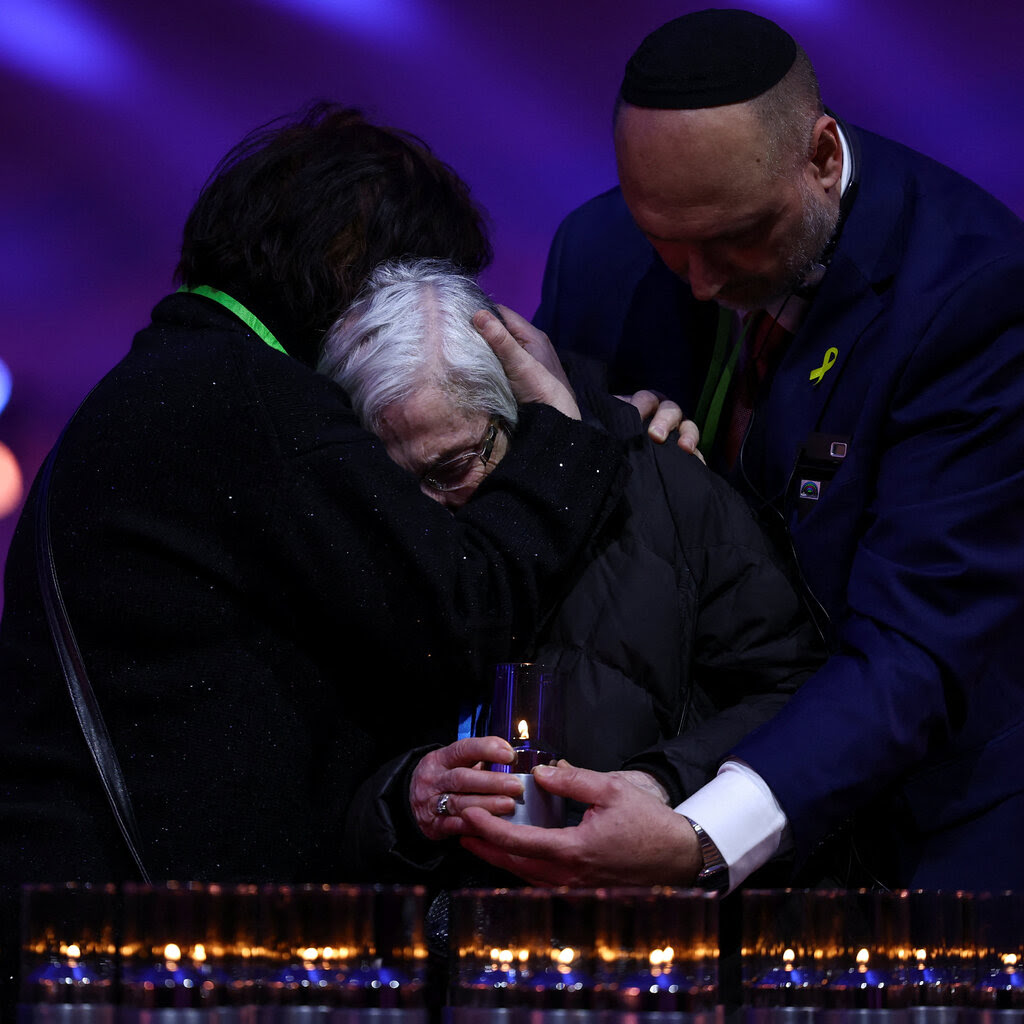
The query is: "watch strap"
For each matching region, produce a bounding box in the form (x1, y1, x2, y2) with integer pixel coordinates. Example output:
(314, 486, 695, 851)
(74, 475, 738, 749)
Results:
(683, 815, 729, 892)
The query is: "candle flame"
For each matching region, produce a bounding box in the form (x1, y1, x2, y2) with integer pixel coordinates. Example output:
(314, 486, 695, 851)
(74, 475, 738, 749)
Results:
(783, 949, 795, 963)
(856, 948, 870, 965)
(517, 720, 529, 741)
(164, 944, 181, 962)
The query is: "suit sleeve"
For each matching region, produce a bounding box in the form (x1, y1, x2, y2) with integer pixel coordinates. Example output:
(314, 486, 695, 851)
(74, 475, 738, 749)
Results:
(732, 253, 1024, 869)
(533, 210, 570, 338)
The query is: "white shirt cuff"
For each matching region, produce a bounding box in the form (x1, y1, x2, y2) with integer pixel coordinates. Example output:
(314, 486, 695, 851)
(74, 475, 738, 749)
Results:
(674, 760, 788, 893)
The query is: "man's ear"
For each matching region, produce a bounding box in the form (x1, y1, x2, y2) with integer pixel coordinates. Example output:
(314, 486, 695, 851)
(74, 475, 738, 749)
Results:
(808, 115, 843, 191)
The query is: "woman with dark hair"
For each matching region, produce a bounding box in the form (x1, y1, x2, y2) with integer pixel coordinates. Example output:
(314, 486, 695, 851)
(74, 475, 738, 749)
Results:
(176, 102, 493, 365)
(0, 102, 627, 919)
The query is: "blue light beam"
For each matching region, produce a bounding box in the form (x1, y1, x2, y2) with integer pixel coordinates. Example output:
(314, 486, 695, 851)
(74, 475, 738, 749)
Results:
(0, 0, 137, 96)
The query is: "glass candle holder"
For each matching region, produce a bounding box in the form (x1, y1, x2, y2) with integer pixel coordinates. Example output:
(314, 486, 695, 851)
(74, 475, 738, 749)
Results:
(479, 663, 565, 827)
(742, 889, 834, 1023)
(819, 889, 911, 1023)
(18, 882, 118, 1024)
(119, 881, 228, 1021)
(906, 890, 973, 1022)
(342, 885, 428, 1020)
(447, 888, 553, 1021)
(257, 883, 373, 1022)
(971, 890, 1023, 1021)
(594, 886, 720, 1021)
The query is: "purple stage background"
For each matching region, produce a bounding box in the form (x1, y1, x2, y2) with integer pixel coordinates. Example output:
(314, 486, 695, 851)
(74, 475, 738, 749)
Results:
(1, 0, 1022, 606)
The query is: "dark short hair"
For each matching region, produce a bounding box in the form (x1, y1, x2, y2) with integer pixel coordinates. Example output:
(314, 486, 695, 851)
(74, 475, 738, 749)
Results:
(175, 102, 491, 364)
(750, 46, 824, 176)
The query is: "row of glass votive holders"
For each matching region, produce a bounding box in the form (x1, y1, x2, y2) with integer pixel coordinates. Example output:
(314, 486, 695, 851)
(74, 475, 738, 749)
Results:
(25, 884, 1020, 1024)
(446, 886, 721, 1023)
(18, 882, 428, 1023)
(742, 890, 1024, 1024)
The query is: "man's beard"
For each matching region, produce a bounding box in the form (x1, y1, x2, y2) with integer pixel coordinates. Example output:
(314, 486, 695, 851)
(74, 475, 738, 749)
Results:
(782, 176, 841, 293)
(717, 182, 840, 311)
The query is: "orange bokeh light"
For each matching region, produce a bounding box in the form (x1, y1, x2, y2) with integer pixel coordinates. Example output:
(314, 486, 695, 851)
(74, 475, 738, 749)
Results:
(0, 442, 24, 519)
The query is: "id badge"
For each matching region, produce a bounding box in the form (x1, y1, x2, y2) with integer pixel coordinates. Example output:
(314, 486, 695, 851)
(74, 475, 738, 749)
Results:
(793, 432, 850, 519)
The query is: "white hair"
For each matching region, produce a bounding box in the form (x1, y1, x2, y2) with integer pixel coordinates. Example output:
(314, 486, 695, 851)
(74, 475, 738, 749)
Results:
(318, 258, 519, 432)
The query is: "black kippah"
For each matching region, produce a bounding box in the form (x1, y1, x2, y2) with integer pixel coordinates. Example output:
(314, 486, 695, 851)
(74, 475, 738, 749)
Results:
(621, 8, 797, 109)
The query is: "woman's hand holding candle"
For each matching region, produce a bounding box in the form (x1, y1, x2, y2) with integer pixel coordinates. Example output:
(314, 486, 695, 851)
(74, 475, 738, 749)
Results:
(409, 736, 524, 841)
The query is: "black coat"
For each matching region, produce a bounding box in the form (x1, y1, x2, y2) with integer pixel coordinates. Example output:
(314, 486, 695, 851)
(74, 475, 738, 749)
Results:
(348, 387, 825, 871)
(548, 389, 825, 802)
(0, 291, 628, 889)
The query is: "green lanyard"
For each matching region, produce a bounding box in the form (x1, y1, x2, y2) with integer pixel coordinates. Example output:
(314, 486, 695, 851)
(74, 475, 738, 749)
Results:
(693, 306, 752, 457)
(177, 285, 289, 356)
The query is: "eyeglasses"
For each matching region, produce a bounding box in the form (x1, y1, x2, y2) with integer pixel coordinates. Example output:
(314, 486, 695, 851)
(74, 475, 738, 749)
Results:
(421, 418, 502, 494)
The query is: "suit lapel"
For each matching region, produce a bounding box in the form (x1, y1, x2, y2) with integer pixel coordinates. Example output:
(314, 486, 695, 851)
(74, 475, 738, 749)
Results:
(743, 126, 907, 504)
(744, 250, 887, 504)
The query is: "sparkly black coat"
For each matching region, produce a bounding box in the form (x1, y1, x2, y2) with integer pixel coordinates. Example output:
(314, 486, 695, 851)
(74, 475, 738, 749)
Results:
(0, 291, 627, 892)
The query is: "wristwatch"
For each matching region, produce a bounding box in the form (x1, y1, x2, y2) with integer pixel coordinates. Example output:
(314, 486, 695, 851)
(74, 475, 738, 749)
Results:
(683, 815, 729, 892)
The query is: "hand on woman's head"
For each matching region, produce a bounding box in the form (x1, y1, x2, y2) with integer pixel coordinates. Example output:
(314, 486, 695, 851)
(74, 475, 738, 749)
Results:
(473, 310, 580, 420)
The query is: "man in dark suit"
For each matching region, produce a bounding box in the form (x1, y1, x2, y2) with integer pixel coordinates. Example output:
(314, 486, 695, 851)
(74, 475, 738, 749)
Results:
(458, 9, 1024, 893)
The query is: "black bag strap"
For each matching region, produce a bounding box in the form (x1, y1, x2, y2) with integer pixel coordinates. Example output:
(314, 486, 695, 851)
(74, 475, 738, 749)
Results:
(34, 430, 151, 883)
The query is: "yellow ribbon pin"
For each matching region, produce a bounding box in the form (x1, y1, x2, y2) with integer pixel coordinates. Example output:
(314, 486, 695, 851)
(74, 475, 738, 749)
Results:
(809, 347, 839, 385)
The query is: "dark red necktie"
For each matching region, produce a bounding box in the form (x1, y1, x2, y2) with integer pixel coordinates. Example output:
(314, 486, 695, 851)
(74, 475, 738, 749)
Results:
(722, 311, 792, 468)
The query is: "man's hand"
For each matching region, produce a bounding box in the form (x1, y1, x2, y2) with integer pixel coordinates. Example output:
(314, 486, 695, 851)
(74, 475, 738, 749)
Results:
(459, 762, 702, 886)
(474, 309, 581, 420)
(495, 306, 574, 391)
(409, 736, 523, 841)
(611, 768, 671, 804)
(618, 391, 704, 459)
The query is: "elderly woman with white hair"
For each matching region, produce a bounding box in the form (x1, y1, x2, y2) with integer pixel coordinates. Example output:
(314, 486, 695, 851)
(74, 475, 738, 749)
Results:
(319, 261, 520, 511)
(321, 258, 825, 886)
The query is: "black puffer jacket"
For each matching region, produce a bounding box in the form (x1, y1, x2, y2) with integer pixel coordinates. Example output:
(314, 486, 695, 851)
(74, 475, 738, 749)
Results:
(547, 388, 825, 804)
(350, 386, 826, 872)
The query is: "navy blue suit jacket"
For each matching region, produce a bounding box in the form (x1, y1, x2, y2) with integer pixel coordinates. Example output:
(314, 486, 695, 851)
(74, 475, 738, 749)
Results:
(535, 124, 1024, 890)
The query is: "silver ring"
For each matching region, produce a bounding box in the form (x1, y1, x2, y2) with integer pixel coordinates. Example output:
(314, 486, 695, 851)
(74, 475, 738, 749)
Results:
(436, 792, 452, 817)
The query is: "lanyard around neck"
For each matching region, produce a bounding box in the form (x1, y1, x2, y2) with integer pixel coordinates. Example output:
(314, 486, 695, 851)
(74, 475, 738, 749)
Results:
(177, 285, 288, 356)
(693, 306, 751, 457)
